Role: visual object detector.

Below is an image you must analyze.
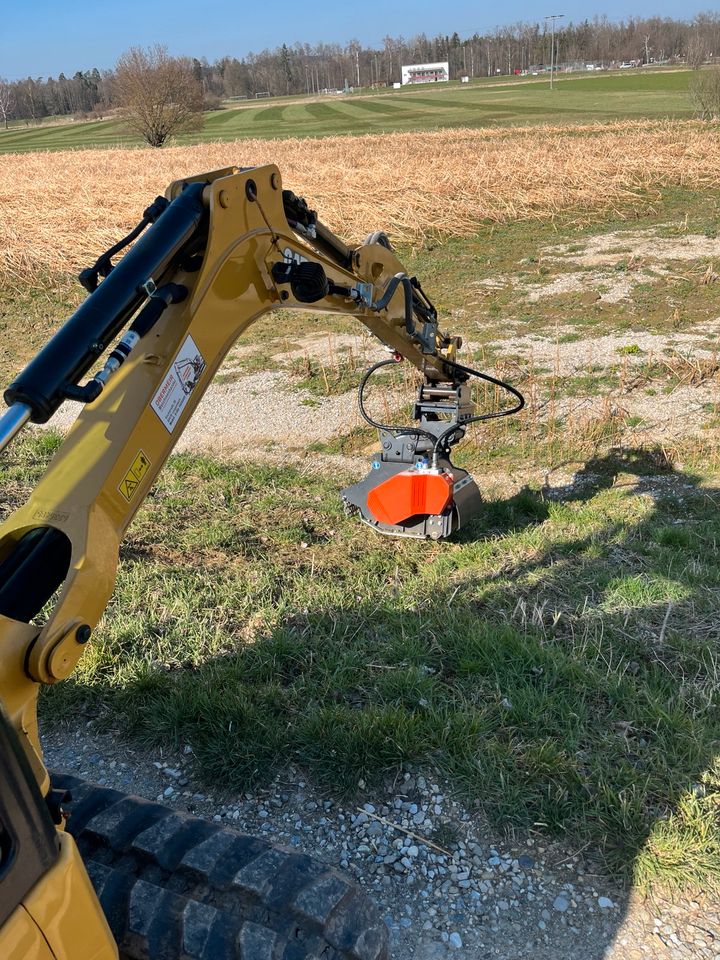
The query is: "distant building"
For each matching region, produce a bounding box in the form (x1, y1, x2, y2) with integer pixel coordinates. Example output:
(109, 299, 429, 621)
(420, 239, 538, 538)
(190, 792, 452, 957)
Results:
(401, 62, 450, 85)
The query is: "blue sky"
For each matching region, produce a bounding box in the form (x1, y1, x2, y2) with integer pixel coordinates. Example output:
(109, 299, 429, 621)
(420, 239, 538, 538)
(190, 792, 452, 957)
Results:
(1, 0, 710, 78)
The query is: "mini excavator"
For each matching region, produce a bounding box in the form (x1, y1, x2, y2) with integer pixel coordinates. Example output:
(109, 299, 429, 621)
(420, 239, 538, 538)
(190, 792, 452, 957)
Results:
(0, 166, 523, 959)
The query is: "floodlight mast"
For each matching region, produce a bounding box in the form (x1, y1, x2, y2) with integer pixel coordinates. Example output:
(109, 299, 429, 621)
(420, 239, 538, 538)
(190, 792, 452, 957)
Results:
(545, 14, 564, 90)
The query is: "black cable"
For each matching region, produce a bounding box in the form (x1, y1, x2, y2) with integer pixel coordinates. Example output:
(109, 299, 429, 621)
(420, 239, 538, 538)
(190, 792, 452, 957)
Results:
(357, 354, 525, 466)
(430, 355, 525, 465)
(369, 274, 416, 337)
(78, 196, 170, 293)
(97, 219, 148, 264)
(358, 356, 439, 447)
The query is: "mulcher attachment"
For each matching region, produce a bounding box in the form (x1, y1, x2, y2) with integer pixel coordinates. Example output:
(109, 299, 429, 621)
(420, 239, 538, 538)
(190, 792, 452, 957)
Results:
(342, 380, 482, 540)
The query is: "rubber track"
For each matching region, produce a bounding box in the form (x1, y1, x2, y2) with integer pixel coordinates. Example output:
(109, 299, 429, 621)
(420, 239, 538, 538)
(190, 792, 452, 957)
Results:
(52, 773, 389, 960)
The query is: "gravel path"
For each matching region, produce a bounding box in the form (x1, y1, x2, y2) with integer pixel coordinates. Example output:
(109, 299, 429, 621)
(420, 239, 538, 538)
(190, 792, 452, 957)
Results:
(492, 324, 720, 376)
(42, 331, 387, 456)
(45, 368, 365, 455)
(38, 321, 720, 458)
(543, 229, 720, 268)
(44, 723, 719, 960)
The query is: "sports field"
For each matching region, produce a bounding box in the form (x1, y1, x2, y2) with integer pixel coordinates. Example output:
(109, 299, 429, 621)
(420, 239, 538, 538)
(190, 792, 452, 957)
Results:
(0, 69, 696, 154)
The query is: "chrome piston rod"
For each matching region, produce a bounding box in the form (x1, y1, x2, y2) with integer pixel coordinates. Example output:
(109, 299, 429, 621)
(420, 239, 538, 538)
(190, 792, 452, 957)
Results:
(0, 403, 31, 455)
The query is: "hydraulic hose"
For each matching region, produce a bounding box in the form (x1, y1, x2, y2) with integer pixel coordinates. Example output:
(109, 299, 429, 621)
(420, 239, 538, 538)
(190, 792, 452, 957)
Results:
(358, 356, 439, 447)
(358, 354, 525, 467)
(429, 356, 525, 466)
(369, 273, 415, 338)
(5, 183, 206, 424)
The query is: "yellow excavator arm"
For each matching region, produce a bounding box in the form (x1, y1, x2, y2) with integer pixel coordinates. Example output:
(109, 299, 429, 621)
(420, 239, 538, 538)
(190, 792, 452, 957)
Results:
(0, 165, 522, 960)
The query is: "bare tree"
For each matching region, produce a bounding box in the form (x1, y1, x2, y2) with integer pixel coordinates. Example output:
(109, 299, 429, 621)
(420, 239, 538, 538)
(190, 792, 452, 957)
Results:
(0, 79, 15, 129)
(686, 33, 708, 70)
(114, 45, 204, 147)
(690, 66, 720, 118)
(643, 34, 652, 64)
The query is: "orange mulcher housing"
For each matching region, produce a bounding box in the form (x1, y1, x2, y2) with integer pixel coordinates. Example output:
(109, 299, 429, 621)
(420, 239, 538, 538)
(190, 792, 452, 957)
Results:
(367, 469, 454, 527)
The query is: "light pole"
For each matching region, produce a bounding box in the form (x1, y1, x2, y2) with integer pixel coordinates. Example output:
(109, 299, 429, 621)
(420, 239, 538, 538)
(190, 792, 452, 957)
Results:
(545, 14, 564, 90)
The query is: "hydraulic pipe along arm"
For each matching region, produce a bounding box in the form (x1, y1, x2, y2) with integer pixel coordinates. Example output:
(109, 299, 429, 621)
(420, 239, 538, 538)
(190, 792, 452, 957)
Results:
(3, 184, 205, 427)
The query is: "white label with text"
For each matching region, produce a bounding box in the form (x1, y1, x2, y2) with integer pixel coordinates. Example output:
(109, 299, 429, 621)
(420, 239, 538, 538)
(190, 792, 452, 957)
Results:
(151, 334, 206, 432)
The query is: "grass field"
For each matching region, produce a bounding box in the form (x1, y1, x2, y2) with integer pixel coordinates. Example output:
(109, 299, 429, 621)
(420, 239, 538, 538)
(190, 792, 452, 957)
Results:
(11, 419, 719, 892)
(3, 121, 720, 287)
(0, 69, 697, 154)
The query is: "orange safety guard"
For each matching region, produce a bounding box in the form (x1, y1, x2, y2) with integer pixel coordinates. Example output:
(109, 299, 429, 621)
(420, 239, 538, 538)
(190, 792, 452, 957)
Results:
(367, 470, 454, 526)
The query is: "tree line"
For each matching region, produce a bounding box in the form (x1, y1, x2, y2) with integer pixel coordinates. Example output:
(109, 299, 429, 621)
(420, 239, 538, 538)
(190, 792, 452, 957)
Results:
(1, 12, 719, 127)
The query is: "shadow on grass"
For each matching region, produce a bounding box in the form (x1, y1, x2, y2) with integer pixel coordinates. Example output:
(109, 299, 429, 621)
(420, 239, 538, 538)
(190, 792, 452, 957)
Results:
(42, 446, 720, 945)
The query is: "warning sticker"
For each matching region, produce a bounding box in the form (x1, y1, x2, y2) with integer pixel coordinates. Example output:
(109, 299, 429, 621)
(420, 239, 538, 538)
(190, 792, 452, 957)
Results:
(119, 450, 151, 503)
(151, 334, 206, 433)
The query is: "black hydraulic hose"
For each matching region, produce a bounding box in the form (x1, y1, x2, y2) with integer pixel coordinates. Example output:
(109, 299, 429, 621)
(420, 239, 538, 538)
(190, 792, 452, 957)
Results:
(5, 183, 206, 423)
(430, 356, 525, 465)
(314, 221, 354, 271)
(78, 195, 170, 293)
(358, 354, 526, 466)
(358, 357, 439, 447)
(93, 218, 146, 262)
(370, 274, 415, 337)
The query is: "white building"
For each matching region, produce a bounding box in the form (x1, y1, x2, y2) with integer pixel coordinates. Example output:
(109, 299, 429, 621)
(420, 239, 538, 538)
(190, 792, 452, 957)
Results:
(401, 62, 450, 85)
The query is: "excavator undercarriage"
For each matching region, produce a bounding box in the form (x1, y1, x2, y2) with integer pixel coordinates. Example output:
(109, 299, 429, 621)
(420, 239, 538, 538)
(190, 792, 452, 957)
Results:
(0, 165, 523, 959)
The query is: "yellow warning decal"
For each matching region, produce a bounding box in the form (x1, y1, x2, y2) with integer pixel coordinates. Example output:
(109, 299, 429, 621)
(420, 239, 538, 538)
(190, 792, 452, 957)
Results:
(118, 450, 151, 503)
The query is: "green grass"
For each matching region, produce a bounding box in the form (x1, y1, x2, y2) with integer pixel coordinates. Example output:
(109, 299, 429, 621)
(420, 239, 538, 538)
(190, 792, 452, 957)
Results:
(0, 70, 698, 154)
(4, 434, 714, 893)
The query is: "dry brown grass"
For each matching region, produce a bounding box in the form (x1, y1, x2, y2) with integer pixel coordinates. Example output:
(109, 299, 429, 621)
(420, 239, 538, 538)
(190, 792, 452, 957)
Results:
(2, 120, 720, 283)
